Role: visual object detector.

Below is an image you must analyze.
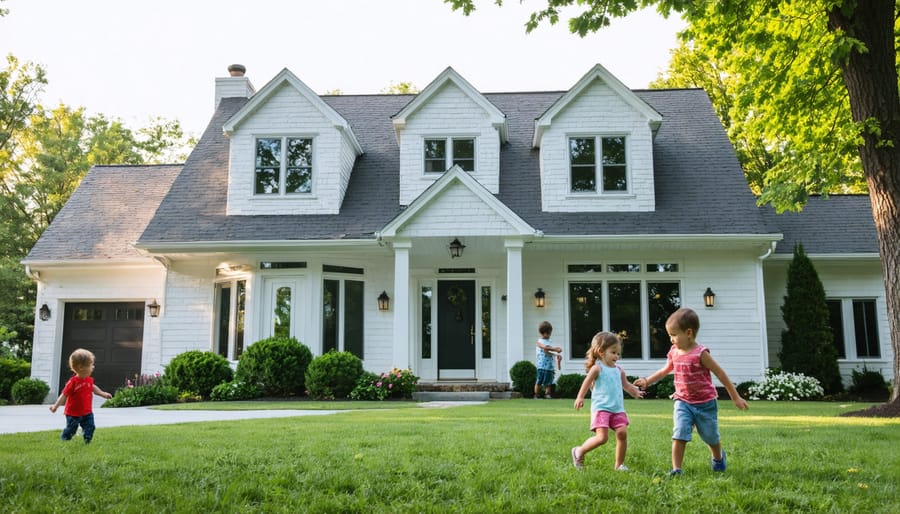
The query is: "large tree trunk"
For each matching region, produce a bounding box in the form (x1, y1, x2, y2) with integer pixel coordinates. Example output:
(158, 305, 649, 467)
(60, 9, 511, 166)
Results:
(829, 1, 900, 403)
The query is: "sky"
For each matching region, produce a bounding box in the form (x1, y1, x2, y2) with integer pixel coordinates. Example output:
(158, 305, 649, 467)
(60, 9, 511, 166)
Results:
(0, 0, 686, 137)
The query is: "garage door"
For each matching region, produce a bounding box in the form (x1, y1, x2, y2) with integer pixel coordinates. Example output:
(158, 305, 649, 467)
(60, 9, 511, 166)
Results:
(59, 302, 144, 394)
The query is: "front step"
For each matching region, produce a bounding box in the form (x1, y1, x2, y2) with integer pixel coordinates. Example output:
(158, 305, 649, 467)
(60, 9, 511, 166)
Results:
(414, 381, 514, 401)
(413, 391, 491, 402)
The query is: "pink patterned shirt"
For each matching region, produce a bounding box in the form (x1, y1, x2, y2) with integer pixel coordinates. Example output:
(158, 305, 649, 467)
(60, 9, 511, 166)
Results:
(667, 344, 718, 404)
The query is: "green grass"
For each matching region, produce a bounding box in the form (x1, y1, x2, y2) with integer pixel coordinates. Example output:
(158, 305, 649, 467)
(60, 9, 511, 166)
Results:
(2, 400, 898, 513)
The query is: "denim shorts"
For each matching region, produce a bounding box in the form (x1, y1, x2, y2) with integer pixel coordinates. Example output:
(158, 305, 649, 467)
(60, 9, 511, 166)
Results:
(672, 399, 720, 445)
(535, 368, 555, 386)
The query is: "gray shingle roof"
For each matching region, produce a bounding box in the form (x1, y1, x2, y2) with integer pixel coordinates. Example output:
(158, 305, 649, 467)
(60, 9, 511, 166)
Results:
(24, 165, 181, 261)
(761, 195, 878, 254)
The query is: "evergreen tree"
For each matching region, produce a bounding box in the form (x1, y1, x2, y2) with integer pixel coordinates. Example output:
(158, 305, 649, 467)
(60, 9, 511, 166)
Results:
(778, 243, 842, 393)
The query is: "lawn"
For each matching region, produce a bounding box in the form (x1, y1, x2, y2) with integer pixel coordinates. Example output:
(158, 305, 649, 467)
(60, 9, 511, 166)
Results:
(1, 399, 898, 513)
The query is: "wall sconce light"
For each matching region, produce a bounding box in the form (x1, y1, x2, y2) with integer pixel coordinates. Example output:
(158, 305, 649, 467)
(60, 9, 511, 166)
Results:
(147, 299, 161, 318)
(39, 303, 51, 321)
(448, 238, 466, 259)
(534, 288, 546, 308)
(703, 288, 716, 308)
(377, 291, 391, 311)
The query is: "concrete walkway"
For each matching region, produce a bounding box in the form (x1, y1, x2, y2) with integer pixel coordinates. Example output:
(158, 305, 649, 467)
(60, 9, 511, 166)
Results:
(0, 398, 486, 435)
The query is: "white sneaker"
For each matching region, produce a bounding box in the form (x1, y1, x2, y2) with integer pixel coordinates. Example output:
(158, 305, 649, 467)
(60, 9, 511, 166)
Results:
(616, 464, 629, 472)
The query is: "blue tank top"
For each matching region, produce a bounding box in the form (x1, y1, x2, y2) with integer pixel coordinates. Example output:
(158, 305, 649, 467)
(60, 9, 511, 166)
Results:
(590, 363, 625, 413)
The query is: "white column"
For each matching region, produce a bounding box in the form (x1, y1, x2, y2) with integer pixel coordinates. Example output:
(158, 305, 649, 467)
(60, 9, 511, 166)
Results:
(392, 239, 412, 368)
(505, 239, 525, 378)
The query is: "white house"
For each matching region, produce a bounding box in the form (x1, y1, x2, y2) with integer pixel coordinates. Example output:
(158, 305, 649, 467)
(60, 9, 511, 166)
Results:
(23, 64, 892, 396)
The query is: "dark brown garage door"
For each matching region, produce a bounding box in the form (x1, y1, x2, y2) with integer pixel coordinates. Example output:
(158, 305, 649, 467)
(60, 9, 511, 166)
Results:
(59, 302, 144, 394)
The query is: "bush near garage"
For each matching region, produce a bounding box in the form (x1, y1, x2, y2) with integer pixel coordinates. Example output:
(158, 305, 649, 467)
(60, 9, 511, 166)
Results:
(164, 350, 233, 399)
(11, 377, 49, 404)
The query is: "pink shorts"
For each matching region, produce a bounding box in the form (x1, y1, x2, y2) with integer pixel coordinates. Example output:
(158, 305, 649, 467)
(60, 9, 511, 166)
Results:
(590, 410, 630, 432)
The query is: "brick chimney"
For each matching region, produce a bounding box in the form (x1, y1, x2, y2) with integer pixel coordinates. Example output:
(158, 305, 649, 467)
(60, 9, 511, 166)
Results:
(214, 64, 255, 108)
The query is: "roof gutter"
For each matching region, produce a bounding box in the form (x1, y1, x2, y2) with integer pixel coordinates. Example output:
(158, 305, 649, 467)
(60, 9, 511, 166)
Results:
(135, 238, 381, 254)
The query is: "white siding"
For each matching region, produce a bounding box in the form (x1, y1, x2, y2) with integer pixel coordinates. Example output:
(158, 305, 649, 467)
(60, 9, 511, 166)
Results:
(225, 84, 355, 215)
(539, 78, 655, 212)
(399, 182, 520, 237)
(398, 82, 501, 205)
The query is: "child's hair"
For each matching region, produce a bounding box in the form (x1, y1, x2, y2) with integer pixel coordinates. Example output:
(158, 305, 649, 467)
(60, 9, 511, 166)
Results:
(584, 331, 622, 371)
(538, 321, 552, 336)
(666, 307, 700, 335)
(69, 348, 96, 372)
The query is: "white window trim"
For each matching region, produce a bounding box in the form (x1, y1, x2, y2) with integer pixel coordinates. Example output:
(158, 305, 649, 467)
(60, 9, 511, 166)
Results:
(829, 297, 882, 361)
(253, 135, 317, 196)
(321, 275, 366, 356)
(566, 134, 631, 195)
(422, 136, 478, 174)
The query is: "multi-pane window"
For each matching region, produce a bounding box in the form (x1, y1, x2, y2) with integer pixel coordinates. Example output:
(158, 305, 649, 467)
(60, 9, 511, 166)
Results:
(255, 137, 313, 195)
(827, 298, 880, 358)
(567, 262, 681, 359)
(323, 278, 364, 358)
(568, 136, 628, 193)
(424, 137, 475, 172)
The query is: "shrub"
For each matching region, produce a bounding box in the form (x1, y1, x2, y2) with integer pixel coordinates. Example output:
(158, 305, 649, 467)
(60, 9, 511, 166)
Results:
(636, 374, 675, 399)
(236, 337, 312, 396)
(11, 377, 49, 404)
(350, 368, 419, 400)
(555, 373, 586, 398)
(0, 358, 30, 401)
(849, 366, 889, 396)
(748, 369, 824, 401)
(164, 350, 233, 398)
(736, 381, 757, 399)
(305, 350, 365, 399)
(104, 374, 179, 407)
(210, 380, 262, 401)
(509, 360, 537, 395)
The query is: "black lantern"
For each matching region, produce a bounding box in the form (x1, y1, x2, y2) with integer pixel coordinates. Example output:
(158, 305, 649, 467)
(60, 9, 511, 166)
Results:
(448, 238, 466, 259)
(147, 299, 161, 318)
(534, 288, 546, 308)
(703, 288, 716, 308)
(39, 303, 51, 321)
(377, 291, 391, 311)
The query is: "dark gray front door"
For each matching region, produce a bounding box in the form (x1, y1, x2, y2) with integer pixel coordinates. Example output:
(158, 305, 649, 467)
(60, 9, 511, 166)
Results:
(437, 280, 476, 378)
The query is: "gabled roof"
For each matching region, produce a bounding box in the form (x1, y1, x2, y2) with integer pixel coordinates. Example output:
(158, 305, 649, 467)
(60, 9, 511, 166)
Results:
(222, 68, 363, 155)
(391, 67, 508, 143)
(533, 63, 663, 148)
(378, 165, 536, 239)
(761, 195, 879, 256)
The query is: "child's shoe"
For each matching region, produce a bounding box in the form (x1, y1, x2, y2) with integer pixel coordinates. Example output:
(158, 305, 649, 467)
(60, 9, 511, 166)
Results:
(712, 450, 727, 472)
(571, 447, 584, 469)
(668, 468, 683, 477)
(616, 464, 629, 472)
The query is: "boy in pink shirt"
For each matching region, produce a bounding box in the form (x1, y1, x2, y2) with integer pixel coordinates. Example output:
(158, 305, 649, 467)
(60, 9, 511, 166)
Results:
(50, 348, 113, 443)
(635, 308, 748, 476)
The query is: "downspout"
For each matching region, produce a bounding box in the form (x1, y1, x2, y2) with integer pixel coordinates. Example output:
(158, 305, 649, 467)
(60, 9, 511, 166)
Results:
(756, 241, 778, 377)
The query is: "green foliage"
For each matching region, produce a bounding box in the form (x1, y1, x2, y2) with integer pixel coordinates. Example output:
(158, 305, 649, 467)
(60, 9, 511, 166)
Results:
(163, 350, 233, 398)
(305, 350, 364, 399)
(778, 244, 843, 394)
(0, 357, 30, 401)
(554, 373, 585, 398)
(210, 380, 261, 401)
(349, 368, 419, 401)
(748, 369, 825, 401)
(349, 371, 389, 401)
(849, 366, 888, 396)
(11, 377, 48, 404)
(104, 383, 179, 408)
(235, 337, 312, 397)
(736, 381, 757, 399)
(509, 360, 536, 394)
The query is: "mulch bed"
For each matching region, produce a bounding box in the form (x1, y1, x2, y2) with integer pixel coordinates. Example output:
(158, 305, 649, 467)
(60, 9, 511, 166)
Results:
(840, 399, 900, 418)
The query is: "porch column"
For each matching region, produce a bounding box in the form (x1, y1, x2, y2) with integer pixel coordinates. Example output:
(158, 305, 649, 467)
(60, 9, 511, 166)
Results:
(505, 239, 525, 374)
(392, 239, 412, 368)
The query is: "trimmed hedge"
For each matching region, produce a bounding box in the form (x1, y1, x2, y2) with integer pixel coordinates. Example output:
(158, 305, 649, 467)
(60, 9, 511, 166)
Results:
(236, 337, 312, 396)
(12, 377, 49, 405)
(305, 350, 364, 399)
(164, 350, 233, 398)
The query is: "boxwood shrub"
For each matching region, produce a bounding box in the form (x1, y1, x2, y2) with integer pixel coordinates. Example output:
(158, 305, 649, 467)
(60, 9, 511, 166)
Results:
(164, 350, 233, 398)
(306, 350, 364, 399)
(236, 337, 312, 396)
(555, 373, 586, 399)
(0, 358, 30, 402)
(11, 377, 49, 405)
(509, 360, 537, 395)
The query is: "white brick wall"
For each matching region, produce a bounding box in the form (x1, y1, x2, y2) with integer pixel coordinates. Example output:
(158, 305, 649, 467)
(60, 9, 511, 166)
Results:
(398, 82, 501, 205)
(225, 85, 355, 215)
(539, 80, 656, 212)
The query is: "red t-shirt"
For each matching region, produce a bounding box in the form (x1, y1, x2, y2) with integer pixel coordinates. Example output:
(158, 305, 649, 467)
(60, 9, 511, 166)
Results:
(61, 375, 94, 417)
(667, 344, 718, 404)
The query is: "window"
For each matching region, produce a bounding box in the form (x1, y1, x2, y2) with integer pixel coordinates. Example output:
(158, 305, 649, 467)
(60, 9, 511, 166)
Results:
(255, 137, 313, 195)
(827, 299, 880, 359)
(421, 286, 433, 359)
(424, 137, 475, 172)
(215, 279, 246, 360)
(481, 286, 492, 359)
(323, 278, 364, 358)
(568, 136, 628, 193)
(567, 263, 680, 359)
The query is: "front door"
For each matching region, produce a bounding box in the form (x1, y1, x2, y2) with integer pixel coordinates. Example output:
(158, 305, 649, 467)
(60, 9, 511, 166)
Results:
(437, 280, 476, 379)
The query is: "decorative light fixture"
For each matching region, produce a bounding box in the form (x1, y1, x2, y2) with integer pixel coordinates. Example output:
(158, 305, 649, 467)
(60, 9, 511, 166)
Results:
(448, 238, 466, 259)
(703, 288, 716, 308)
(377, 291, 391, 311)
(534, 288, 546, 308)
(147, 299, 161, 318)
(39, 303, 51, 321)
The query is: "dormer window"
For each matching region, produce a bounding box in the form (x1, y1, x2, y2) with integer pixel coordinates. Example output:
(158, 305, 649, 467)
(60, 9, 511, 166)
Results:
(255, 137, 313, 195)
(569, 136, 628, 193)
(424, 137, 475, 173)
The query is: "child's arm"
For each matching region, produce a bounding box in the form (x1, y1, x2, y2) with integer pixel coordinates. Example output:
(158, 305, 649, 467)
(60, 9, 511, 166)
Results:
(634, 363, 673, 390)
(573, 365, 600, 410)
(93, 384, 113, 400)
(700, 352, 749, 410)
(537, 340, 562, 354)
(49, 393, 66, 413)
(619, 368, 645, 399)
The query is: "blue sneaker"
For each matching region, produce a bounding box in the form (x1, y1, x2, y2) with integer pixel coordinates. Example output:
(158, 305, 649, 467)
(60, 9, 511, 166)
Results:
(668, 468, 683, 477)
(712, 450, 727, 472)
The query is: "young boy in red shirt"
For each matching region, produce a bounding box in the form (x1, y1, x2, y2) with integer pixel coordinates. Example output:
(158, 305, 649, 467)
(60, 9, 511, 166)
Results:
(49, 348, 113, 443)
